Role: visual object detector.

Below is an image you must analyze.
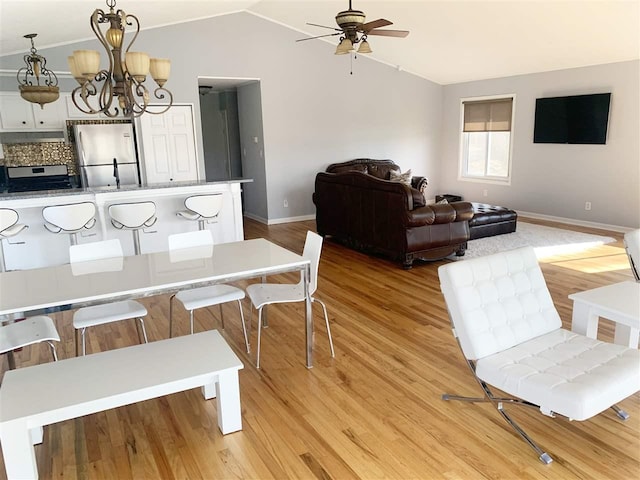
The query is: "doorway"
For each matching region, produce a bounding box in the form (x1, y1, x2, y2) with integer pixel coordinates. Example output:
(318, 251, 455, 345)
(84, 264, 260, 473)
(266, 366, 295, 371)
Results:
(197, 78, 268, 221)
(199, 87, 241, 181)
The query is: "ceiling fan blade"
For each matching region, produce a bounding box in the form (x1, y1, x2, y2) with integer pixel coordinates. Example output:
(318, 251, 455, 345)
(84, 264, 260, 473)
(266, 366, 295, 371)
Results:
(306, 22, 342, 31)
(366, 29, 410, 38)
(360, 18, 393, 32)
(296, 32, 342, 42)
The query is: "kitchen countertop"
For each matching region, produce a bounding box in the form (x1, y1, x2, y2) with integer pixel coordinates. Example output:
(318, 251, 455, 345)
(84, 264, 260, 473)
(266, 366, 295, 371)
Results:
(0, 178, 252, 201)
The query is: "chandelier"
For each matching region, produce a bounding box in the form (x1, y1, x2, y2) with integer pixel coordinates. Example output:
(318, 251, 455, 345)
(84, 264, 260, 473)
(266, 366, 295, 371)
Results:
(17, 33, 60, 108)
(68, 0, 173, 117)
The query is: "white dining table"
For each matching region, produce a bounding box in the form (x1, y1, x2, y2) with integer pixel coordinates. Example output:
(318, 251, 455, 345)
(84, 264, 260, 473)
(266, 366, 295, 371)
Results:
(0, 238, 316, 368)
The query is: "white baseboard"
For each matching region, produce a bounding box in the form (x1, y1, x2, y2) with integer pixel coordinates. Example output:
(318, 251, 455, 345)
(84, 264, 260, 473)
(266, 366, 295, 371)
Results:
(248, 210, 632, 233)
(242, 212, 268, 224)
(517, 210, 632, 233)
(242, 213, 316, 225)
(267, 214, 316, 225)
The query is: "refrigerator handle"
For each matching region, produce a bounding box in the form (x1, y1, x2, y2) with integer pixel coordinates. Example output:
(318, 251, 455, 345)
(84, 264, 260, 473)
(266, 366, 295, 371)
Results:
(80, 166, 89, 189)
(77, 131, 88, 188)
(78, 131, 86, 164)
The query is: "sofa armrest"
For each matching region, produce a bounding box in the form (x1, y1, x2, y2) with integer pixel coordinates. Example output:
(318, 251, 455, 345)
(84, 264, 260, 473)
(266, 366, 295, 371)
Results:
(406, 202, 474, 227)
(411, 176, 428, 192)
(450, 201, 474, 222)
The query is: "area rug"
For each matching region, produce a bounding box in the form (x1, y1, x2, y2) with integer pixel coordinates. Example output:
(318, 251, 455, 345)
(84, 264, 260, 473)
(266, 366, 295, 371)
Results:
(463, 222, 615, 259)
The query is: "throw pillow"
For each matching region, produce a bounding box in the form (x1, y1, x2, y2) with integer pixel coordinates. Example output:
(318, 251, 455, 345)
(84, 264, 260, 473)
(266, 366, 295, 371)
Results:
(436, 198, 449, 204)
(389, 169, 412, 185)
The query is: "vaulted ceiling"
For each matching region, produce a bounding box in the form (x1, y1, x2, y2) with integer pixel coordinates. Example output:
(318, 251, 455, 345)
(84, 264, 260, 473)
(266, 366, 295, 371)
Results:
(1, 0, 638, 85)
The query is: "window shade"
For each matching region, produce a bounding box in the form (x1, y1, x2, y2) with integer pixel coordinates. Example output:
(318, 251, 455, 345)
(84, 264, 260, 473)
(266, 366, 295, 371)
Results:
(463, 98, 513, 132)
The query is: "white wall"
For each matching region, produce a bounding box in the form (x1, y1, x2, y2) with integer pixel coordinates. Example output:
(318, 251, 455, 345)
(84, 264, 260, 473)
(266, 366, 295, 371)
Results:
(440, 60, 640, 229)
(238, 82, 268, 221)
(0, 12, 442, 223)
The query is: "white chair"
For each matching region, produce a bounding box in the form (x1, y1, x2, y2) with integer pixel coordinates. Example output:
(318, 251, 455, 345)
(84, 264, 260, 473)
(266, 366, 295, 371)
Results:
(438, 246, 640, 464)
(0, 316, 60, 370)
(246, 231, 335, 369)
(624, 228, 640, 281)
(168, 230, 249, 353)
(70, 239, 148, 356)
(177, 194, 224, 231)
(0, 208, 28, 272)
(108, 201, 157, 255)
(42, 202, 96, 246)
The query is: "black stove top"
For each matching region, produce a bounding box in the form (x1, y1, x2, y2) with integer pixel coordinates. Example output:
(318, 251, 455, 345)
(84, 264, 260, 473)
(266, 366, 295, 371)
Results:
(6, 165, 73, 193)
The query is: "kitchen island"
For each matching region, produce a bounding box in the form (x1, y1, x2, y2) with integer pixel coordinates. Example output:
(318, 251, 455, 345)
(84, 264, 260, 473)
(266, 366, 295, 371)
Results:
(0, 179, 251, 270)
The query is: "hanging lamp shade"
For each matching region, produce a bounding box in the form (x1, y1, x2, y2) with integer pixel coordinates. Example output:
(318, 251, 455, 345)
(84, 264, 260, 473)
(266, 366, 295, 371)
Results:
(72, 50, 101, 79)
(125, 52, 150, 81)
(357, 40, 372, 54)
(17, 33, 59, 108)
(149, 58, 171, 87)
(335, 38, 354, 55)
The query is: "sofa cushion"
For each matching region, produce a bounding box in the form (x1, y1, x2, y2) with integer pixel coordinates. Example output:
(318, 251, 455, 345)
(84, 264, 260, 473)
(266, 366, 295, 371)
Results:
(369, 163, 400, 179)
(390, 169, 412, 184)
(329, 163, 368, 174)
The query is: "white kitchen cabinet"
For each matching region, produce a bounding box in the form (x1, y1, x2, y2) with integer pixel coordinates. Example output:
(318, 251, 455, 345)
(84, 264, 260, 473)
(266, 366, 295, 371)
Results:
(0, 92, 66, 131)
(64, 94, 95, 119)
(136, 104, 199, 184)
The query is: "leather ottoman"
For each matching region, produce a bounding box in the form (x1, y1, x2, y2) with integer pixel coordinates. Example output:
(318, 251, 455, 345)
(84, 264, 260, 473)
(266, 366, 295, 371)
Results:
(468, 203, 517, 240)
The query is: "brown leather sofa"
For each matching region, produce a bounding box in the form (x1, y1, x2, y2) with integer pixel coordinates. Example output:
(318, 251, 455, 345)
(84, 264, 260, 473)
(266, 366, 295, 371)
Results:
(313, 159, 474, 268)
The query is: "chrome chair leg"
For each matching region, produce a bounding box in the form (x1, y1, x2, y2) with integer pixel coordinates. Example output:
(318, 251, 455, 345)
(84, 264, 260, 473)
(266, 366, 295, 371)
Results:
(256, 307, 264, 369)
(136, 318, 148, 344)
(497, 403, 553, 464)
(236, 300, 250, 353)
(612, 404, 630, 420)
(189, 310, 195, 334)
(169, 294, 176, 338)
(47, 341, 58, 361)
(313, 297, 335, 357)
(81, 328, 87, 356)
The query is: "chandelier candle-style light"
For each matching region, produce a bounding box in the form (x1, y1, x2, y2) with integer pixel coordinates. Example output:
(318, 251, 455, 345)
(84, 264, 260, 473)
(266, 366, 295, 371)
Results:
(68, 0, 173, 117)
(17, 33, 60, 108)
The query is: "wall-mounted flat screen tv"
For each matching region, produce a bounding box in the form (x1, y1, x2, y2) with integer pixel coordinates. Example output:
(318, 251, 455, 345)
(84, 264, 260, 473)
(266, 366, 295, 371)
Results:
(533, 93, 611, 144)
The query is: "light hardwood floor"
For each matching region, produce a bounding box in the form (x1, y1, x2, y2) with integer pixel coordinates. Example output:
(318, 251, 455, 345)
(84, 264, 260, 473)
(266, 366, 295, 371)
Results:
(1, 217, 638, 479)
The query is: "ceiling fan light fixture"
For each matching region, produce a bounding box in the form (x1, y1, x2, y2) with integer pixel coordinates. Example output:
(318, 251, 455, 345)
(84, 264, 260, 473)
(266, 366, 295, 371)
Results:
(357, 40, 372, 54)
(335, 38, 354, 55)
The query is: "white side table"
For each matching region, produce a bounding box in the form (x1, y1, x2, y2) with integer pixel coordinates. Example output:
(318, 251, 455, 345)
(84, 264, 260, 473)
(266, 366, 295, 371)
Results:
(569, 281, 640, 348)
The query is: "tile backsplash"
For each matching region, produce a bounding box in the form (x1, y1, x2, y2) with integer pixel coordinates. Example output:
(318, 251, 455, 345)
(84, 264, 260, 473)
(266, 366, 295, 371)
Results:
(1, 142, 77, 174)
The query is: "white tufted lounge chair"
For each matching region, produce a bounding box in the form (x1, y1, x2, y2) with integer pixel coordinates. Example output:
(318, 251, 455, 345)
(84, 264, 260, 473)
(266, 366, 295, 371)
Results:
(438, 246, 640, 464)
(624, 229, 640, 281)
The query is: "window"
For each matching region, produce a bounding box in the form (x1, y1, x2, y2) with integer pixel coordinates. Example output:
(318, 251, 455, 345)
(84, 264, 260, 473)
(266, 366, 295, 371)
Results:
(459, 96, 514, 183)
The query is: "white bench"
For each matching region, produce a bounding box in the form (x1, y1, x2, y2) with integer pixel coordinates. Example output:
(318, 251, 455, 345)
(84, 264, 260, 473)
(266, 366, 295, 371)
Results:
(0, 330, 243, 479)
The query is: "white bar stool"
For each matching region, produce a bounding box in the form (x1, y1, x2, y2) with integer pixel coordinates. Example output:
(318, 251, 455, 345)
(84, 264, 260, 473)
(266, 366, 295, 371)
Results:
(42, 202, 96, 246)
(0, 209, 28, 272)
(177, 194, 223, 231)
(108, 202, 157, 255)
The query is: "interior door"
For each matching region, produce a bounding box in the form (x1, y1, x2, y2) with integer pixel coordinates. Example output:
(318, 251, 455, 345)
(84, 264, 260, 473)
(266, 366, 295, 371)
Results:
(137, 105, 199, 184)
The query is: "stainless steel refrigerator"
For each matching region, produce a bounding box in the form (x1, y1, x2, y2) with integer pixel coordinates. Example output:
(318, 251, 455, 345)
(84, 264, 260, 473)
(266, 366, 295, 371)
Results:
(73, 123, 141, 188)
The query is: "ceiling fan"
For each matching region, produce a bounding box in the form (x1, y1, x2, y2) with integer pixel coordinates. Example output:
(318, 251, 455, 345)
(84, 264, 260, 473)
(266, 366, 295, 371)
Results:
(296, 0, 409, 55)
